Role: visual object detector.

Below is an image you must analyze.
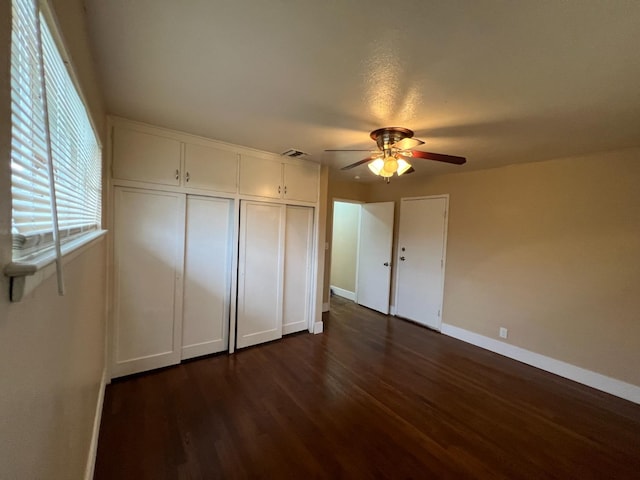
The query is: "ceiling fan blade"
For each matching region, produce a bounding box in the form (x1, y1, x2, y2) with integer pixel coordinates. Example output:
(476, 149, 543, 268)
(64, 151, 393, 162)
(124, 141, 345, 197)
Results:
(403, 166, 416, 174)
(341, 157, 374, 170)
(407, 150, 466, 165)
(393, 137, 424, 150)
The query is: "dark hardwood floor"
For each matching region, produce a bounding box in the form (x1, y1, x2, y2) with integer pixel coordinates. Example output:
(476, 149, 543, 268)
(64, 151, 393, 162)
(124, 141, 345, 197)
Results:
(95, 296, 640, 479)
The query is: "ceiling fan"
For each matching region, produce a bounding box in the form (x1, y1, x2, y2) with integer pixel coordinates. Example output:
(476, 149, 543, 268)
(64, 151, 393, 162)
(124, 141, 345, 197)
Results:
(326, 127, 466, 182)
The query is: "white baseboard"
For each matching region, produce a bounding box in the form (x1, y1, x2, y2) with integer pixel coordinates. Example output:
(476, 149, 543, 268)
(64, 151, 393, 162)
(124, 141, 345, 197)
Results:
(322, 302, 330, 312)
(84, 367, 107, 480)
(313, 321, 324, 334)
(330, 285, 355, 301)
(441, 324, 640, 404)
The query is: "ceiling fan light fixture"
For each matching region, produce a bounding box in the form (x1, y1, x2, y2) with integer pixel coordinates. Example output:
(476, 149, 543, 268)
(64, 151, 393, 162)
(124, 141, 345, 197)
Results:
(368, 155, 411, 178)
(337, 126, 467, 179)
(396, 158, 412, 176)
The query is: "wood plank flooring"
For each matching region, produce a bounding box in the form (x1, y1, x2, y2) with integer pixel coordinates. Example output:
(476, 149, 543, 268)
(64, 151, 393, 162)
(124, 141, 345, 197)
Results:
(95, 296, 640, 479)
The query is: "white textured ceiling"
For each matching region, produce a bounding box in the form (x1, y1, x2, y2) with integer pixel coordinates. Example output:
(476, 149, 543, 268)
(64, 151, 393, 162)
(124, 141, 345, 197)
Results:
(84, 0, 640, 182)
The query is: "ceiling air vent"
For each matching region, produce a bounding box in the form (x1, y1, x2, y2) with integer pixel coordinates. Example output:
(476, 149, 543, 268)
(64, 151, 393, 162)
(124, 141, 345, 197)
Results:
(281, 148, 309, 158)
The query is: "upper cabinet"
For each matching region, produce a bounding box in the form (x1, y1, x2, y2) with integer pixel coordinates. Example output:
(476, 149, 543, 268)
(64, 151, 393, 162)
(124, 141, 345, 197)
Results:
(283, 163, 319, 203)
(184, 143, 237, 193)
(238, 155, 282, 199)
(239, 154, 319, 203)
(112, 123, 238, 193)
(113, 126, 181, 186)
(110, 118, 319, 202)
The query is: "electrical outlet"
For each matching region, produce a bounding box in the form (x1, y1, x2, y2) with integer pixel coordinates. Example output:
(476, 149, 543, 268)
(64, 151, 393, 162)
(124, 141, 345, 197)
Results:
(499, 327, 508, 339)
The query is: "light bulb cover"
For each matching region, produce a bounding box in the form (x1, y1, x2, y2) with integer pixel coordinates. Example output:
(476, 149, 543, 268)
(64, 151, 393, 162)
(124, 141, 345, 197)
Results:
(396, 158, 412, 176)
(368, 158, 384, 175)
(382, 156, 398, 174)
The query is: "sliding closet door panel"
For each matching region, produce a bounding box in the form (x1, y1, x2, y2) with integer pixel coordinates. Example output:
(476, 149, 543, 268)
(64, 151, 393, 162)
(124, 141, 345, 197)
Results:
(283, 206, 314, 334)
(182, 196, 233, 359)
(237, 201, 284, 348)
(112, 188, 185, 377)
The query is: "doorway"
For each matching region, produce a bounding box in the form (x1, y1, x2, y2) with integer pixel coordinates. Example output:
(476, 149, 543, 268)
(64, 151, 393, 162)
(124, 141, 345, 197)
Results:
(330, 200, 394, 314)
(330, 200, 360, 301)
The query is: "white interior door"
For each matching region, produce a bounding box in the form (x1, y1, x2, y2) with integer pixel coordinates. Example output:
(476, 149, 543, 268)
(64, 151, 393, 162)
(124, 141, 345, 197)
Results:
(395, 196, 448, 330)
(112, 188, 185, 378)
(182, 196, 233, 360)
(237, 201, 284, 348)
(356, 202, 394, 314)
(283, 206, 314, 334)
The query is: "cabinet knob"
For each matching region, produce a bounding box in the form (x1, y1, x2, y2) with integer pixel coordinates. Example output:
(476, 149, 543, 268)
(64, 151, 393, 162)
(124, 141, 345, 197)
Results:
(185, 172, 190, 182)
(284, 186, 287, 194)
(175, 169, 179, 180)
(278, 186, 281, 194)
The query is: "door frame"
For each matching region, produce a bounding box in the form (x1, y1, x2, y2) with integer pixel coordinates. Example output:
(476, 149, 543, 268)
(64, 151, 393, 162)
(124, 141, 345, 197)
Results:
(393, 194, 449, 331)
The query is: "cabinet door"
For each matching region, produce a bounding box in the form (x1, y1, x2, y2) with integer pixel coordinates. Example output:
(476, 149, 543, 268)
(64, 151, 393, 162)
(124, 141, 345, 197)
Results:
(112, 188, 185, 378)
(283, 206, 314, 334)
(237, 201, 284, 348)
(238, 155, 282, 198)
(112, 126, 181, 186)
(184, 143, 238, 193)
(283, 163, 319, 202)
(182, 196, 233, 359)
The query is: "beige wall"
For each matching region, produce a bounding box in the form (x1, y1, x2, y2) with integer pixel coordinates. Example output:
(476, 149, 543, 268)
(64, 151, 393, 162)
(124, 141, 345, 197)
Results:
(330, 202, 361, 293)
(367, 148, 640, 386)
(323, 179, 371, 304)
(0, 0, 108, 478)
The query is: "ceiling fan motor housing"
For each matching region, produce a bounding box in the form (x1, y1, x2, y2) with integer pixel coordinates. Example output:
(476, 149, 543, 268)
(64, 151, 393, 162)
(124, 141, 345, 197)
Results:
(370, 127, 414, 151)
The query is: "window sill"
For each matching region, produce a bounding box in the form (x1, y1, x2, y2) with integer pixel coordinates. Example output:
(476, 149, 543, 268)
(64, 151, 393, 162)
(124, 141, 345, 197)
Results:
(4, 230, 107, 302)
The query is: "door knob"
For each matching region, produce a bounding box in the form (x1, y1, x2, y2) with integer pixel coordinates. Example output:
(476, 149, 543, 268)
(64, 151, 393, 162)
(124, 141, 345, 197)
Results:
(400, 256, 405, 261)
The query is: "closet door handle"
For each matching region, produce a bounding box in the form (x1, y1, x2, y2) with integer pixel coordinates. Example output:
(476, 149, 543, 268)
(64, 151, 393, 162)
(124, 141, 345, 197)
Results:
(400, 256, 405, 261)
(284, 186, 287, 194)
(175, 169, 180, 180)
(278, 186, 281, 194)
(185, 172, 190, 183)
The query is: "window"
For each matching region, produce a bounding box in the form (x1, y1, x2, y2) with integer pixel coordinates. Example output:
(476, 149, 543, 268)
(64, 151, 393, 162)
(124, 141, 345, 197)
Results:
(10, 0, 102, 262)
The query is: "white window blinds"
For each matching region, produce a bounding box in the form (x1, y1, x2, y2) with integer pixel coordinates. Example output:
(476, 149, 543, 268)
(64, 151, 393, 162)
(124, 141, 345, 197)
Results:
(10, 0, 102, 260)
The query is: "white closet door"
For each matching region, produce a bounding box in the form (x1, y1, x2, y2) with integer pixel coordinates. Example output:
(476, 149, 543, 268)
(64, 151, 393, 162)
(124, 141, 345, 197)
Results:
(237, 201, 285, 348)
(283, 206, 314, 334)
(112, 188, 185, 378)
(182, 196, 233, 360)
